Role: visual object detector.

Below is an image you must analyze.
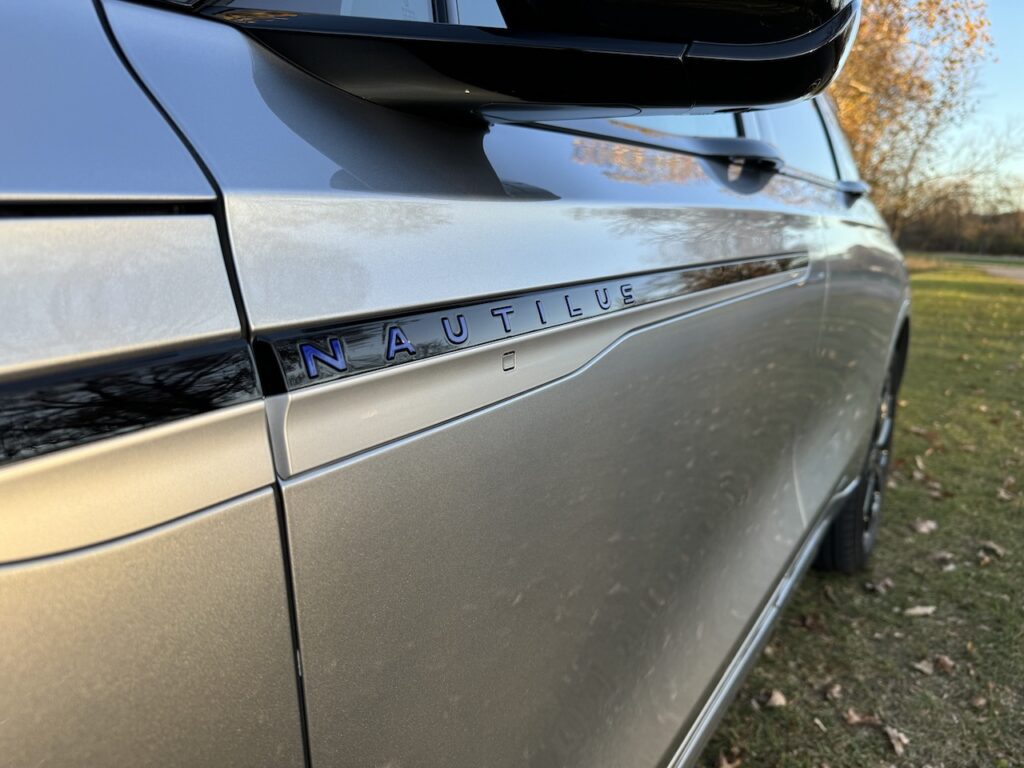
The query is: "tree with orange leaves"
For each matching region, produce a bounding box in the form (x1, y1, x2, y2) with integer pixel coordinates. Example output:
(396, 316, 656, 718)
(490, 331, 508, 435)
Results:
(830, 0, 994, 239)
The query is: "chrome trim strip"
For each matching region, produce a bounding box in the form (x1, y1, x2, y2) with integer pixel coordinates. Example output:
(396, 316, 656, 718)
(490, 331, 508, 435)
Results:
(0, 401, 274, 564)
(270, 262, 808, 478)
(665, 475, 861, 768)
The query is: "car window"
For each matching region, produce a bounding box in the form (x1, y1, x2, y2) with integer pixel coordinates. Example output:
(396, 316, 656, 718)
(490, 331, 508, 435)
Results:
(452, 0, 507, 26)
(817, 98, 861, 180)
(750, 100, 838, 182)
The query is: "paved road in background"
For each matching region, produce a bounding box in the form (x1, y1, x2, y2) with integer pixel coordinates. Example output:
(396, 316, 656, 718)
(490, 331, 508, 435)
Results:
(980, 264, 1024, 283)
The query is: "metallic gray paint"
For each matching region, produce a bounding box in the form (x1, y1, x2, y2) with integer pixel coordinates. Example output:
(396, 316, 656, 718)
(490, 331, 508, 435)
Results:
(667, 475, 861, 768)
(104, 0, 831, 331)
(0, 401, 274, 563)
(283, 275, 826, 767)
(0, 0, 211, 202)
(44, 5, 909, 765)
(0, 216, 240, 381)
(0, 489, 304, 768)
(268, 264, 808, 477)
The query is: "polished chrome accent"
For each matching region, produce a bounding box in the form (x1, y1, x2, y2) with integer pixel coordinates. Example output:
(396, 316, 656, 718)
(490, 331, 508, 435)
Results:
(0, 216, 239, 381)
(268, 262, 807, 477)
(0, 401, 274, 563)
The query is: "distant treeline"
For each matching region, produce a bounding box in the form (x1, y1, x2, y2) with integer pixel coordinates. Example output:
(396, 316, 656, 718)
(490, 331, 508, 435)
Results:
(899, 209, 1024, 257)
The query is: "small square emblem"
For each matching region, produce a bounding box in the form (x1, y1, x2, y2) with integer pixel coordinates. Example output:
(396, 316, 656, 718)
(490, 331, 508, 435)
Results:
(501, 351, 516, 371)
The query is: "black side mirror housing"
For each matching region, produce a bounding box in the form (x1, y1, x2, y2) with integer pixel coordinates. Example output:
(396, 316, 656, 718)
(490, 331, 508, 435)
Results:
(193, 0, 860, 121)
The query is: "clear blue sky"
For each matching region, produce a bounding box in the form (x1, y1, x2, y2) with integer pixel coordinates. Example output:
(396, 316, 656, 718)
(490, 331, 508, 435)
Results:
(941, 0, 1024, 183)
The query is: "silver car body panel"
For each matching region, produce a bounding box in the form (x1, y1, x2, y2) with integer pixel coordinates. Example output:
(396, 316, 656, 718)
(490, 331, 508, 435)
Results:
(105, 0, 833, 331)
(0, 401, 273, 563)
(268, 262, 808, 477)
(0, 216, 239, 381)
(0, 2, 909, 766)
(0, 0, 212, 202)
(0, 489, 304, 768)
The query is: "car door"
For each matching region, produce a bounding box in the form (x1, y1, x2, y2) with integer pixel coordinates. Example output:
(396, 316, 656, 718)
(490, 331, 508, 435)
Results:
(0, 3, 304, 766)
(103, 2, 842, 766)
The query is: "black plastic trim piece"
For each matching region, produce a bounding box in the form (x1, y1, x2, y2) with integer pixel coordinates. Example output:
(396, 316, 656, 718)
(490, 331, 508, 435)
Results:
(0, 200, 213, 218)
(0, 340, 260, 467)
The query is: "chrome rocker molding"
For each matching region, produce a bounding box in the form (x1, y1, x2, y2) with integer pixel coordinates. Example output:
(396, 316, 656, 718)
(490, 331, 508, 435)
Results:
(666, 475, 862, 768)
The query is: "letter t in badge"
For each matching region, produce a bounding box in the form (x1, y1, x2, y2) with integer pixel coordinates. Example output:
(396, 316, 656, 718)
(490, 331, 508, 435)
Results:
(490, 305, 515, 334)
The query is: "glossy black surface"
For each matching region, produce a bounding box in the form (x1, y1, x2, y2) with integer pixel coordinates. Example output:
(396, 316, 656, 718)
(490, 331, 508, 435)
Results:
(199, 1, 859, 119)
(0, 341, 260, 466)
(496, 0, 851, 45)
(260, 255, 809, 393)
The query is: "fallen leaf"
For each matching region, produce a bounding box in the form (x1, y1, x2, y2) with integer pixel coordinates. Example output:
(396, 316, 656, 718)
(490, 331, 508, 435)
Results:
(813, 717, 828, 733)
(824, 585, 838, 604)
(911, 659, 935, 675)
(978, 551, 992, 567)
(971, 695, 988, 709)
(865, 577, 895, 595)
(942, 563, 957, 572)
(885, 726, 910, 756)
(997, 487, 1016, 502)
(931, 551, 955, 564)
(915, 455, 927, 471)
(717, 751, 742, 768)
(844, 708, 881, 727)
(765, 689, 788, 708)
(935, 654, 956, 674)
(904, 605, 937, 617)
(966, 640, 976, 655)
(980, 540, 1007, 558)
(825, 683, 843, 701)
(912, 519, 939, 534)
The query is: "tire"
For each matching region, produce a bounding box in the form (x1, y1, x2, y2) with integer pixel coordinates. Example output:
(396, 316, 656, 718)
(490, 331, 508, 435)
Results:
(816, 371, 896, 573)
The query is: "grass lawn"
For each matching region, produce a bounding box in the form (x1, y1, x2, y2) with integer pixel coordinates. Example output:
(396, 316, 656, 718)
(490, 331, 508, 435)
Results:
(699, 265, 1024, 767)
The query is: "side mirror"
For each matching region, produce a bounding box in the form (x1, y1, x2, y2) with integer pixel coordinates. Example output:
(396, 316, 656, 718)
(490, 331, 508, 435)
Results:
(172, 0, 861, 122)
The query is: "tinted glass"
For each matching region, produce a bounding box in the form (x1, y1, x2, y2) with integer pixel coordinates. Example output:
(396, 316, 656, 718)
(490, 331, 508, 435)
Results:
(453, 0, 507, 26)
(753, 101, 838, 181)
(817, 98, 861, 180)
